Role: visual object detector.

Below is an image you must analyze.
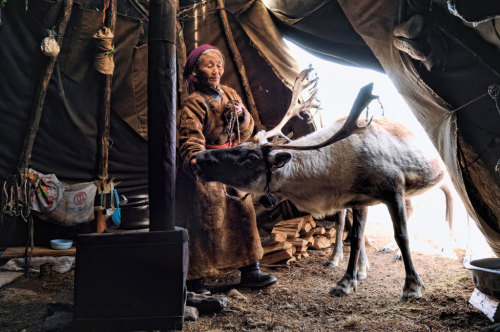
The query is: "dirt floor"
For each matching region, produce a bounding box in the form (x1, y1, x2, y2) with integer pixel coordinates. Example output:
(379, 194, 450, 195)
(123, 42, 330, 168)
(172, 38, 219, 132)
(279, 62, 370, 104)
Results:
(0, 192, 497, 331)
(0, 233, 496, 331)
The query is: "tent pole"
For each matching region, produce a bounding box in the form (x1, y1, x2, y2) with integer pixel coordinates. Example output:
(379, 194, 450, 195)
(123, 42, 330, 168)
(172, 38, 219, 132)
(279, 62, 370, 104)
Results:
(216, 0, 263, 131)
(15, 0, 73, 275)
(18, 0, 73, 171)
(96, 0, 118, 183)
(176, 19, 189, 105)
(148, 0, 178, 232)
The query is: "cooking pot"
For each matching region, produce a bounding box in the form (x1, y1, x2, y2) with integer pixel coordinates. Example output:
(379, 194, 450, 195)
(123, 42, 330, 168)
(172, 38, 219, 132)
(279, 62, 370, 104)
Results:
(118, 194, 150, 230)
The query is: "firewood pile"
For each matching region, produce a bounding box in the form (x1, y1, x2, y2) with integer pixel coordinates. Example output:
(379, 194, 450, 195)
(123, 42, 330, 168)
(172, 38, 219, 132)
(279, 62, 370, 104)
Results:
(260, 215, 342, 265)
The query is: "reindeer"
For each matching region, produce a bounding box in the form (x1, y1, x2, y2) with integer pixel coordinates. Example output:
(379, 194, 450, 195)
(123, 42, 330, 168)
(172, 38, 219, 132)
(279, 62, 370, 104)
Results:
(192, 67, 449, 299)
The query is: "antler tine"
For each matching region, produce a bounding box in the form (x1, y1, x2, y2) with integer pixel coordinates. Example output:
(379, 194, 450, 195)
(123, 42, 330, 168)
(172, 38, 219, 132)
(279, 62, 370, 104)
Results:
(269, 82, 378, 151)
(255, 66, 319, 143)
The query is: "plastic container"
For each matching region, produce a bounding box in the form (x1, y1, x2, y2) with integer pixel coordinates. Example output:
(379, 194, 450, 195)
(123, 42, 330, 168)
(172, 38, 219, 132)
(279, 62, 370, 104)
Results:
(50, 239, 73, 250)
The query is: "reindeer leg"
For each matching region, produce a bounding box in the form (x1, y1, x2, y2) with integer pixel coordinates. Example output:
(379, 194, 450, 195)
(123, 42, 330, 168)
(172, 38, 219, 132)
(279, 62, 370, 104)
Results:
(385, 193, 424, 299)
(324, 209, 345, 268)
(357, 235, 370, 280)
(329, 207, 367, 297)
(381, 198, 413, 261)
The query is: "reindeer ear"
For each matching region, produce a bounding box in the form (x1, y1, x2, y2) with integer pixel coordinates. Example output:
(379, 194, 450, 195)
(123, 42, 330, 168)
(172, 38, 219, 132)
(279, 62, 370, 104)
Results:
(269, 152, 291, 169)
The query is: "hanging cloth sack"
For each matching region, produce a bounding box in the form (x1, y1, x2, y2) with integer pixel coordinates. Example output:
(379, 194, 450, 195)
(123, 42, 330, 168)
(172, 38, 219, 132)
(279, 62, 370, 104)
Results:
(93, 26, 115, 75)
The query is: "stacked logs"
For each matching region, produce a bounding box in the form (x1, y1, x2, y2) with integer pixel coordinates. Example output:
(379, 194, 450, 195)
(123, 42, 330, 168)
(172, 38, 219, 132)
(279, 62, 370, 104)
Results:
(260, 215, 342, 265)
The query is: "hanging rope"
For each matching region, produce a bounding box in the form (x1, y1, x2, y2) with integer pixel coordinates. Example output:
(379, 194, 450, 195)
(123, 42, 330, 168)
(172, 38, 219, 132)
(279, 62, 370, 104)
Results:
(449, 83, 500, 115)
(223, 100, 243, 144)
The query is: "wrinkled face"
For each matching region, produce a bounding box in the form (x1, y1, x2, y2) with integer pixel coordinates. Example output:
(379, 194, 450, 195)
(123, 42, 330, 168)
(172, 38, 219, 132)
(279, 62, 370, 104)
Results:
(195, 51, 224, 89)
(194, 143, 291, 193)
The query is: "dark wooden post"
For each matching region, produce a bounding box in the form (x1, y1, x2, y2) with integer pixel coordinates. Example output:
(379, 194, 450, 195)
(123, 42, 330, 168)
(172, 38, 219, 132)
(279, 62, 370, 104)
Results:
(97, 0, 117, 183)
(148, 0, 178, 231)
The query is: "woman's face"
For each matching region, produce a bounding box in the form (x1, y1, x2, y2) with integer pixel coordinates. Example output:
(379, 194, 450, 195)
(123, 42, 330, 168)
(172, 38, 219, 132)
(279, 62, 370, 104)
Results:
(195, 52, 224, 89)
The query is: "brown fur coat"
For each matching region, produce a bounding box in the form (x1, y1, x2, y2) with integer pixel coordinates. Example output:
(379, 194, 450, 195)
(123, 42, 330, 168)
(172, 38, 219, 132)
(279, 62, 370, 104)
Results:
(176, 85, 263, 280)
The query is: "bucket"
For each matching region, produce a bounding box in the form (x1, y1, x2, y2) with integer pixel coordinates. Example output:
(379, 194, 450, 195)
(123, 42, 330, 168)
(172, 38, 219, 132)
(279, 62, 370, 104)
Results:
(464, 258, 500, 300)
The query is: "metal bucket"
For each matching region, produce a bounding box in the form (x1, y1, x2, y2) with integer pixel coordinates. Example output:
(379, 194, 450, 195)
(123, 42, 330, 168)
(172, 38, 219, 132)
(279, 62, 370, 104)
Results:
(465, 258, 500, 300)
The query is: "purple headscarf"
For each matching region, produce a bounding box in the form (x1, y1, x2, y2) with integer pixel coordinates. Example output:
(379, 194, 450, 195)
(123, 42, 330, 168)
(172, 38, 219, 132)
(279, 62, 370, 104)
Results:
(184, 44, 219, 91)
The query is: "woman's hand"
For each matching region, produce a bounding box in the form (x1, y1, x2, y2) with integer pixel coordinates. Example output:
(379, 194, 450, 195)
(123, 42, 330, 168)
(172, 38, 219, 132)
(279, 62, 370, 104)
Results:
(189, 158, 199, 176)
(234, 104, 243, 117)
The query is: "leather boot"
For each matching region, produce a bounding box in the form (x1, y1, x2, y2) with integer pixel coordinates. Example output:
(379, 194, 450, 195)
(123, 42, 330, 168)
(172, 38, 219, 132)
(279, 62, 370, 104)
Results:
(186, 278, 211, 295)
(238, 261, 277, 288)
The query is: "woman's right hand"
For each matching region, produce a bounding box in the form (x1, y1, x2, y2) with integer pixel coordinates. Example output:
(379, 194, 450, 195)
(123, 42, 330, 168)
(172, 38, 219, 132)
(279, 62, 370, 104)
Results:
(189, 158, 199, 176)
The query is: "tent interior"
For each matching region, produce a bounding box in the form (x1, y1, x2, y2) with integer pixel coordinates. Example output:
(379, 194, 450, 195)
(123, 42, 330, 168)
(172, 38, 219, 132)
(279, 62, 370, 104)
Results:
(0, 0, 499, 258)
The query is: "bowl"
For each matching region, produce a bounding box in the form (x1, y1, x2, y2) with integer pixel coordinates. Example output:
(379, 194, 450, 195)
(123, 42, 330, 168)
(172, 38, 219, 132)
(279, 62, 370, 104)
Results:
(464, 258, 500, 300)
(50, 239, 73, 250)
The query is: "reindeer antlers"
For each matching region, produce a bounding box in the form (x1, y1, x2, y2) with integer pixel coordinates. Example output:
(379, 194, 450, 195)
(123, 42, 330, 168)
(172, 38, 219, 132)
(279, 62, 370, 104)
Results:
(266, 82, 378, 151)
(253, 65, 319, 144)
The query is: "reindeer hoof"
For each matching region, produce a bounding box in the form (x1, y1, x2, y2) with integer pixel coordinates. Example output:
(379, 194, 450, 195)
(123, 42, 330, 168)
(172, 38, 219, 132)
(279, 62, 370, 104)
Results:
(400, 289, 422, 300)
(324, 261, 337, 268)
(329, 287, 349, 297)
(357, 272, 367, 281)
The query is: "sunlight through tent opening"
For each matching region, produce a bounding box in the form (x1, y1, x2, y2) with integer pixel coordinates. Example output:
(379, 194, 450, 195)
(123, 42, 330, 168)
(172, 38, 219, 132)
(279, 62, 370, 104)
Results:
(285, 39, 495, 261)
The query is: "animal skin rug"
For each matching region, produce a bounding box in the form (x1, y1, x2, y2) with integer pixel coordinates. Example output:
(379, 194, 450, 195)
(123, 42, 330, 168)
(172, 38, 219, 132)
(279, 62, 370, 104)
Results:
(0, 256, 75, 274)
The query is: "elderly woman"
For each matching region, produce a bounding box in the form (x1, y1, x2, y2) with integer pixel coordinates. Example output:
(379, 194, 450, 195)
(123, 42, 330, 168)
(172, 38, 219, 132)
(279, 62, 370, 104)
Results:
(175, 44, 277, 295)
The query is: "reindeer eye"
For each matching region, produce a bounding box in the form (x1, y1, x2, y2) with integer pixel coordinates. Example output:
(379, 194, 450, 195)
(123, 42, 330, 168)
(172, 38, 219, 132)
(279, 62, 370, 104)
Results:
(248, 153, 259, 161)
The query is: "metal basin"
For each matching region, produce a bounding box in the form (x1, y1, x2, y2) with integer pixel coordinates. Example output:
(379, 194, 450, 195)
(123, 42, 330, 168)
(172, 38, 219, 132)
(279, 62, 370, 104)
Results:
(464, 258, 500, 300)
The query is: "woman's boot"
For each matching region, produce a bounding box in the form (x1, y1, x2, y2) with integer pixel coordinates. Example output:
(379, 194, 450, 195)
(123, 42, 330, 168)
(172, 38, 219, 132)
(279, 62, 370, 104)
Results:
(186, 278, 211, 295)
(238, 261, 277, 288)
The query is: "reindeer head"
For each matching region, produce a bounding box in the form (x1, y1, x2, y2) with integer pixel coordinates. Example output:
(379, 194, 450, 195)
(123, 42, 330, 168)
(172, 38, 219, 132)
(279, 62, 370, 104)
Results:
(193, 68, 378, 196)
(194, 143, 291, 193)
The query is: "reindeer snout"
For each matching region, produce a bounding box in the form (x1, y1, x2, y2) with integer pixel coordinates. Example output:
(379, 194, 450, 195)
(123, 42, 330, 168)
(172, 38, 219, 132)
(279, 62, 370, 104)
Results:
(193, 151, 222, 182)
(196, 151, 220, 166)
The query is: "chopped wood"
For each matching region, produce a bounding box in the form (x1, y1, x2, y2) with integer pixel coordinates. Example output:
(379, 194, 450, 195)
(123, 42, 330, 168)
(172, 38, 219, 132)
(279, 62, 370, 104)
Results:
(261, 233, 287, 246)
(261, 248, 294, 265)
(299, 223, 312, 235)
(271, 227, 299, 239)
(286, 256, 297, 265)
(263, 241, 293, 255)
(301, 251, 310, 258)
(324, 227, 337, 238)
(294, 253, 302, 260)
(311, 235, 331, 250)
(302, 230, 315, 246)
(314, 227, 326, 235)
(290, 238, 308, 247)
(309, 218, 316, 228)
(274, 216, 306, 230)
(295, 245, 308, 253)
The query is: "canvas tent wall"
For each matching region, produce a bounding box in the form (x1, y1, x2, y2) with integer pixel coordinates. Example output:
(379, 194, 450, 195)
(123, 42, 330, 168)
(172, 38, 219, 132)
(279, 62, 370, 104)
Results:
(263, 0, 500, 256)
(0, 0, 310, 246)
(1, 0, 499, 256)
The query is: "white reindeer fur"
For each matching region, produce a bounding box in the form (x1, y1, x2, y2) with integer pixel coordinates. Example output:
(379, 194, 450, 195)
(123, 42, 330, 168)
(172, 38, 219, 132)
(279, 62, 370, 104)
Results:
(263, 118, 442, 218)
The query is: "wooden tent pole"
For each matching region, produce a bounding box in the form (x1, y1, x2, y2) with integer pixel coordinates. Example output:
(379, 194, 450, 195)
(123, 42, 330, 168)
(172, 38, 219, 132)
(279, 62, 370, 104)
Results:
(216, 0, 263, 131)
(148, 0, 178, 231)
(97, 0, 117, 182)
(176, 19, 189, 105)
(15, 0, 73, 275)
(18, 0, 73, 171)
